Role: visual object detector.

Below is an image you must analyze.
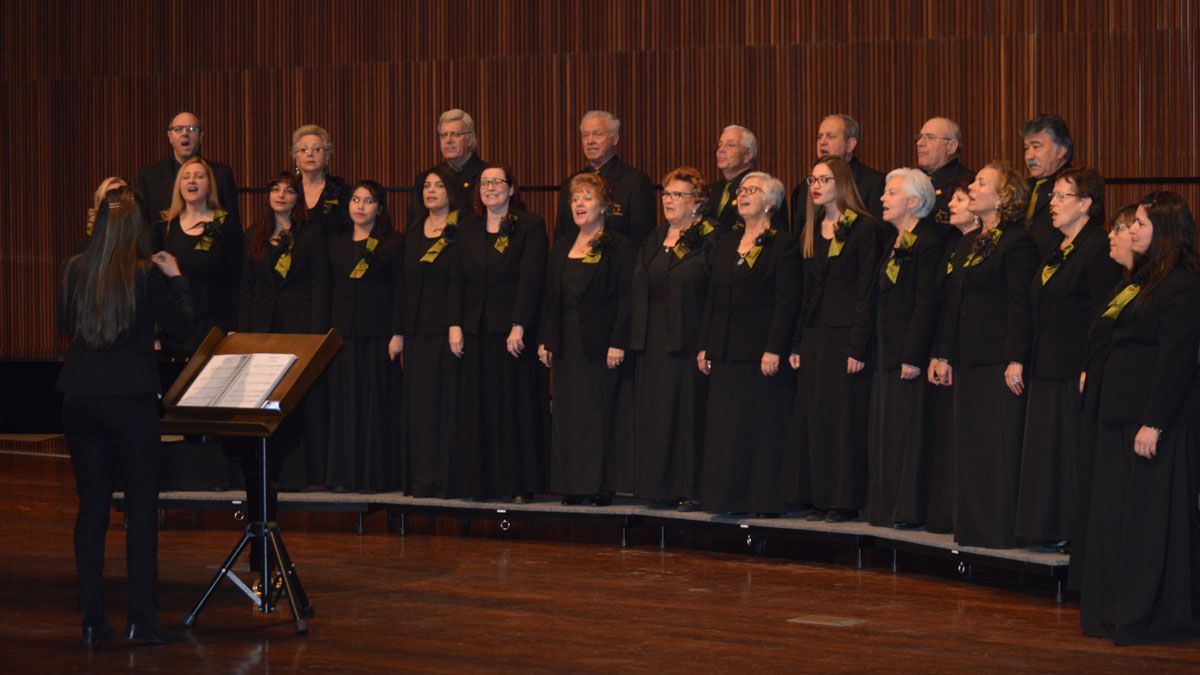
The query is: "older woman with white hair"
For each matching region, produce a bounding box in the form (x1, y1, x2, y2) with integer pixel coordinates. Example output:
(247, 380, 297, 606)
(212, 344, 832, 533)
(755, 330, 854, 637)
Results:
(865, 168, 947, 527)
(697, 171, 800, 515)
(292, 123, 350, 233)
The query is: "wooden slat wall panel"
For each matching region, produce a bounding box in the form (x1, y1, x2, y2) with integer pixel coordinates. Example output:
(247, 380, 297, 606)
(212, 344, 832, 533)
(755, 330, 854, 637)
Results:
(1, 0, 1197, 358)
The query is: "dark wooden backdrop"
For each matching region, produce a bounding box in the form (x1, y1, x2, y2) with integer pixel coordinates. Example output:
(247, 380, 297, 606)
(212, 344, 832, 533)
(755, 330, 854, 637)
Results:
(2, 0, 1197, 358)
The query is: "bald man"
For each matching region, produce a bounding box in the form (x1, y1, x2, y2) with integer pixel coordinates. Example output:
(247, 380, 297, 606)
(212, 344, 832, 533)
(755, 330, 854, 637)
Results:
(134, 111, 240, 238)
(915, 117, 973, 239)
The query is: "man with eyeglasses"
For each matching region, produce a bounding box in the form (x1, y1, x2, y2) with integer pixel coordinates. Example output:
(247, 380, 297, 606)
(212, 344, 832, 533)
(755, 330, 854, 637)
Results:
(915, 117, 973, 239)
(789, 114, 885, 233)
(554, 110, 654, 245)
(406, 108, 488, 227)
(134, 111, 240, 236)
(708, 125, 788, 231)
(1021, 114, 1075, 258)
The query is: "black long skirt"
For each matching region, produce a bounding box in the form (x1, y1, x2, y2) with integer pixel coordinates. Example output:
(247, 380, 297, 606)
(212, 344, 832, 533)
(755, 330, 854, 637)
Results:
(952, 363, 1025, 548)
(326, 336, 401, 492)
(925, 384, 957, 533)
(549, 309, 624, 496)
(865, 369, 934, 526)
(1080, 424, 1200, 645)
(279, 372, 330, 490)
(400, 333, 463, 497)
(631, 322, 707, 501)
(1014, 378, 1078, 544)
(458, 332, 548, 498)
(700, 360, 793, 513)
(792, 323, 871, 511)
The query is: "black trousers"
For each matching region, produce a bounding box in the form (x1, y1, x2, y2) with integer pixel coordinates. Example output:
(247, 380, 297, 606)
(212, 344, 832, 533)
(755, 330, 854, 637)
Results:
(63, 394, 162, 621)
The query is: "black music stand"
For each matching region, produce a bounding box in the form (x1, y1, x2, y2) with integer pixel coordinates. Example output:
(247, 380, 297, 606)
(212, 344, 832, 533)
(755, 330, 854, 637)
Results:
(160, 328, 342, 634)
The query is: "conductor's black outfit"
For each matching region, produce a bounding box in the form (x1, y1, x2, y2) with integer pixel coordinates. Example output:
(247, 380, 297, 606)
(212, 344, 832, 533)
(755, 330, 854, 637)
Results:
(57, 265, 193, 630)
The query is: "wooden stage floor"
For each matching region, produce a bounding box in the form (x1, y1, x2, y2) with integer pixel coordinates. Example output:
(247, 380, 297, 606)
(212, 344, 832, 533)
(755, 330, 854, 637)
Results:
(2, 452, 1199, 672)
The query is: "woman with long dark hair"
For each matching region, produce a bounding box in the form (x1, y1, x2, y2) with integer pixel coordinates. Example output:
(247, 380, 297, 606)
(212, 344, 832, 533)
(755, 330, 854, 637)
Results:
(58, 187, 191, 644)
(449, 164, 548, 501)
(1080, 191, 1200, 645)
(789, 156, 885, 522)
(325, 180, 404, 492)
(401, 166, 469, 497)
(232, 172, 327, 567)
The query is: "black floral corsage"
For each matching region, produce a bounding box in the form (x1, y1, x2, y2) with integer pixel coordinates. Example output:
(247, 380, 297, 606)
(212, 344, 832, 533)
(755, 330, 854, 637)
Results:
(194, 210, 228, 251)
(582, 229, 612, 264)
(963, 226, 1003, 267)
(673, 219, 715, 259)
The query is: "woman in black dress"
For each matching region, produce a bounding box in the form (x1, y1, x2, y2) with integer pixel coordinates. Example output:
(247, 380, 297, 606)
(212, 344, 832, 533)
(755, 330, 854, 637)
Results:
(325, 180, 403, 492)
(233, 172, 327, 566)
(789, 156, 885, 522)
(1081, 191, 1200, 645)
(932, 162, 1038, 548)
(449, 164, 548, 502)
(292, 124, 350, 233)
(538, 172, 633, 506)
(1068, 204, 1137, 593)
(58, 187, 190, 644)
(925, 177, 979, 533)
(630, 166, 717, 509)
(157, 156, 243, 355)
(699, 171, 799, 516)
(865, 168, 945, 527)
(1015, 169, 1122, 548)
(401, 167, 467, 497)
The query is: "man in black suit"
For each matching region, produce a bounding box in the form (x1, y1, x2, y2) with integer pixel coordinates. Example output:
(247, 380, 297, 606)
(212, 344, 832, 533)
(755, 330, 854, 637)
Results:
(406, 108, 488, 226)
(554, 110, 655, 245)
(916, 116, 974, 237)
(135, 111, 240, 234)
(708, 124, 789, 231)
(1021, 114, 1074, 258)
(790, 114, 885, 232)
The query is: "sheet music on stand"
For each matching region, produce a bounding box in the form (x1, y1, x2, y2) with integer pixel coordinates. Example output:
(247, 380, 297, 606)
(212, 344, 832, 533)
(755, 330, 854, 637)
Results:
(176, 353, 297, 409)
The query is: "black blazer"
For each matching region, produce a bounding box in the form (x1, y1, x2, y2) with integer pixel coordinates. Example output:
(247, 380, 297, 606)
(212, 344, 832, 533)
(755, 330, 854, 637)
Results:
(554, 156, 655, 246)
(1098, 267, 1200, 428)
(325, 226, 404, 338)
(937, 221, 1040, 367)
(929, 227, 980, 360)
(447, 210, 548, 337)
(707, 169, 790, 232)
(237, 224, 330, 334)
(406, 154, 488, 227)
(401, 222, 461, 337)
(700, 228, 801, 362)
(539, 231, 634, 359)
(1028, 221, 1123, 380)
(629, 222, 718, 353)
(1025, 167, 1069, 259)
(927, 158, 974, 238)
(790, 156, 886, 233)
(796, 213, 887, 361)
(57, 266, 193, 396)
(307, 176, 352, 234)
(875, 220, 946, 370)
(135, 155, 240, 232)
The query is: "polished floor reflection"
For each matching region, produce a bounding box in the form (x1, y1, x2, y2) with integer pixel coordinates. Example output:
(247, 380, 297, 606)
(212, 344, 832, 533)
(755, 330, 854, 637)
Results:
(2, 453, 1199, 673)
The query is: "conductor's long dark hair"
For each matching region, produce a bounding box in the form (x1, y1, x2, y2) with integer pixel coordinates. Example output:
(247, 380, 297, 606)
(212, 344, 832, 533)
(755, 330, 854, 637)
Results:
(1132, 191, 1200, 310)
(61, 186, 151, 349)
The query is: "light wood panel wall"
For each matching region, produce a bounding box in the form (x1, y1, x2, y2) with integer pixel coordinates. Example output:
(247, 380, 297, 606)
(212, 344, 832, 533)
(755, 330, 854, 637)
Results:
(2, 0, 1197, 357)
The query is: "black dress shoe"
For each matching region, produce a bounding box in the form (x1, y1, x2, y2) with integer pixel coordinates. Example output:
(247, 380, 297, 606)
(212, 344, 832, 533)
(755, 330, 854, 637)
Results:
(83, 621, 116, 646)
(560, 495, 584, 505)
(804, 510, 826, 521)
(591, 493, 613, 507)
(127, 621, 182, 645)
(676, 500, 699, 512)
(824, 509, 857, 523)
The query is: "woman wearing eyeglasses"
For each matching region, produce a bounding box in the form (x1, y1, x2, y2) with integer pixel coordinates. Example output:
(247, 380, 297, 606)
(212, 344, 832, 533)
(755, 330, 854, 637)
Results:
(292, 124, 350, 234)
(930, 162, 1039, 548)
(698, 172, 799, 516)
(1015, 169, 1121, 551)
(629, 167, 717, 510)
(448, 164, 548, 502)
(1080, 192, 1200, 645)
(788, 157, 885, 523)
